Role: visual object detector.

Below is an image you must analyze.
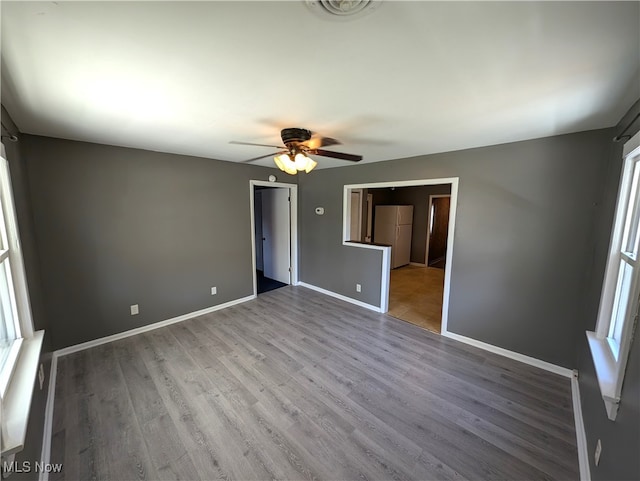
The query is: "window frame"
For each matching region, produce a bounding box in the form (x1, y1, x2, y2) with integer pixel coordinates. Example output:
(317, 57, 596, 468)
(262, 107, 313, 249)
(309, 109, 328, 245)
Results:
(0, 142, 43, 460)
(587, 130, 640, 421)
(0, 147, 33, 397)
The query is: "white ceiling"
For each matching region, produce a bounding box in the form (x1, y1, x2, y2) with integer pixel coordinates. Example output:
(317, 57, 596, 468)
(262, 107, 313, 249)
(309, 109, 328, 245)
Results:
(1, 1, 639, 169)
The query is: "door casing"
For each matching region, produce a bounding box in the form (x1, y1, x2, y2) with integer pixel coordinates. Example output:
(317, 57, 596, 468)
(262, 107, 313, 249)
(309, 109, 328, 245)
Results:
(250, 180, 298, 296)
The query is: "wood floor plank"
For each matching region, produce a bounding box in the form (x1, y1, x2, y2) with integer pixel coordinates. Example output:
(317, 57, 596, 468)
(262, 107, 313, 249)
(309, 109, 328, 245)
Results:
(403, 363, 578, 447)
(288, 365, 425, 469)
(88, 344, 158, 481)
(51, 286, 579, 480)
(200, 389, 309, 480)
(139, 413, 200, 481)
(136, 337, 232, 480)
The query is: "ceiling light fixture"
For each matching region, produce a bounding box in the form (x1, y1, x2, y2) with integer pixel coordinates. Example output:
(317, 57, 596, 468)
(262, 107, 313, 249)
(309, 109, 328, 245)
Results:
(274, 152, 317, 175)
(305, 0, 382, 20)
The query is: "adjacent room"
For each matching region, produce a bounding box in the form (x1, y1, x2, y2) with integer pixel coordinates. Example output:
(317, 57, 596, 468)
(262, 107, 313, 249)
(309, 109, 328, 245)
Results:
(0, 2, 639, 481)
(345, 182, 452, 332)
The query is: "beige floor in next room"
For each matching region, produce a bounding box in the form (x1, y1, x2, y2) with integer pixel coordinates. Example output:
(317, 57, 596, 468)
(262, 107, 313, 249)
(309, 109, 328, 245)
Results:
(388, 265, 445, 333)
(49, 286, 579, 481)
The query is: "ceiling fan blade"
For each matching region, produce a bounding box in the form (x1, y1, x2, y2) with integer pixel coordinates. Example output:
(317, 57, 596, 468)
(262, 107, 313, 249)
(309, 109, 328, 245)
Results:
(306, 134, 341, 149)
(240, 152, 282, 163)
(230, 141, 283, 149)
(311, 149, 362, 162)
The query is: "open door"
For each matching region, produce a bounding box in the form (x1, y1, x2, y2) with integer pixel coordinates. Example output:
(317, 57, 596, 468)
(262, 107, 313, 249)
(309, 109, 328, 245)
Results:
(427, 195, 450, 268)
(261, 188, 291, 285)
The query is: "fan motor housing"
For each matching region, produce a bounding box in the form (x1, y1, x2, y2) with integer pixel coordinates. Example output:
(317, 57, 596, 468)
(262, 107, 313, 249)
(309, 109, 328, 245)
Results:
(281, 128, 312, 146)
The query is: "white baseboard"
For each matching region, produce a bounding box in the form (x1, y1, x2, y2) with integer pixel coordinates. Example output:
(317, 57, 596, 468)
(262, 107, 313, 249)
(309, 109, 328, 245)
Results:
(38, 287, 585, 480)
(441, 330, 573, 378)
(39, 355, 58, 481)
(54, 294, 256, 358)
(572, 370, 591, 481)
(409, 262, 427, 267)
(298, 282, 382, 313)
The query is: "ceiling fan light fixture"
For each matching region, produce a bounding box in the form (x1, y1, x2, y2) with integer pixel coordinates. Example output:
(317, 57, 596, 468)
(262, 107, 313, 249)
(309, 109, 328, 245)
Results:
(304, 158, 318, 173)
(274, 154, 285, 171)
(274, 153, 298, 175)
(294, 153, 310, 170)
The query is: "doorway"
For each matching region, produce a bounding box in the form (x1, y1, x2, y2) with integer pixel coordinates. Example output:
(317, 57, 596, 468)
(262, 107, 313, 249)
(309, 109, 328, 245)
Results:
(251, 180, 298, 296)
(343, 181, 455, 334)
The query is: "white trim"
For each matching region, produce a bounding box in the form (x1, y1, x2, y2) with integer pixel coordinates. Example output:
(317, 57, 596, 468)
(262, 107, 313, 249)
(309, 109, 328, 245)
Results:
(585, 331, 621, 420)
(54, 295, 255, 358)
(380, 247, 391, 313)
(342, 177, 459, 324)
(409, 262, 427, 267)
(1, 330, 44, 457)
(571, 370, 591, 481)
(250, 180, 299, 297)
(425, 194, 451, 266)
(0, 338, 23, 397)
(0, 155, 34, 338)
(440, 330, 573, 378)
(588, 137, 640, 420)
(440, 180, 458, 334)
(623, 130, 640, 157)
(298, 282, 382, 313)
(342, 177, 458, 242)
(39, 355, 57, 481)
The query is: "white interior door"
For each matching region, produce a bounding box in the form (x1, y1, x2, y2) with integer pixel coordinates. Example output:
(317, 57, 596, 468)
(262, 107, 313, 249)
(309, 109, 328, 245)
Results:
(262, 188, 291, 284)
(254, 190, 264, 271)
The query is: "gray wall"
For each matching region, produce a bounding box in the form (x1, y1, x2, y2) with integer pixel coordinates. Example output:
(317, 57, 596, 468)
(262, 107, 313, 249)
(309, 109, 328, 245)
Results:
(21, 134, 278, 350)
(369, 184, 451, 264)
(299, 129, 612, 368)
(576, 98, 640, 481)
(1, 107, 51, 479)
(302, 178, 385, 306)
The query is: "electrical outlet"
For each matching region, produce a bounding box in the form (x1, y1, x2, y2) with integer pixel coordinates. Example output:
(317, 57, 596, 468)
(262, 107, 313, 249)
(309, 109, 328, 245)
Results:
(356, 284, 362, 292)
(211, 286, 217, 295)
(38, 363, 45, 390)
(595, 439, 602, 466)
(130, 304, 139, 315)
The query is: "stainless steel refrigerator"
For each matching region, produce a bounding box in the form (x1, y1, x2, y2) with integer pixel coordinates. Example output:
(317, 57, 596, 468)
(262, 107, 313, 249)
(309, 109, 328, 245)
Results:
(374, 205, 414, 268)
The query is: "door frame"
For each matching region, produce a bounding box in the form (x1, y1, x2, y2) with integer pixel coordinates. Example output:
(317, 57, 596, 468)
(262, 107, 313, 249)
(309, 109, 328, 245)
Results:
(348, 188, 363, 241)
(365, 193, 373, 242)
(250, 180, 299, 296)
(425, 194, 451, 266)
(342, 177, 458, 334)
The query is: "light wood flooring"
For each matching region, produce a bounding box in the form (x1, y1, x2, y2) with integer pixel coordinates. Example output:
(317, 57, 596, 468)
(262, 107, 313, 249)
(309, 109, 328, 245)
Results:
(51, 286, 579, 481)
(388, 265, 445, 333)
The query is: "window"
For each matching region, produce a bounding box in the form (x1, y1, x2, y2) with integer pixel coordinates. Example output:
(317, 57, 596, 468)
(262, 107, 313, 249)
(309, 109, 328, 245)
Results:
(0, 151, 26, 397)
(0, 143, 41, 460)
(587, 130, 640, 421)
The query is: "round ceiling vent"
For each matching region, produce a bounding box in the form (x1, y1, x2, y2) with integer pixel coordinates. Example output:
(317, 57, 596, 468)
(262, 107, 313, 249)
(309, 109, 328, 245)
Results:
(305, 0, 382, 21)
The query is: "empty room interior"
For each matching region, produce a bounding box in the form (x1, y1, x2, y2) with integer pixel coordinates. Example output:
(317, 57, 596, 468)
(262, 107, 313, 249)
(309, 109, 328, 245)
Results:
(0, 2, 639, 480)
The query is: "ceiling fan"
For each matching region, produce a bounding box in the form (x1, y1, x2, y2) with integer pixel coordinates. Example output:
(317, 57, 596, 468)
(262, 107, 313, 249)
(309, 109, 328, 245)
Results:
(230, 128, 363, 174)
